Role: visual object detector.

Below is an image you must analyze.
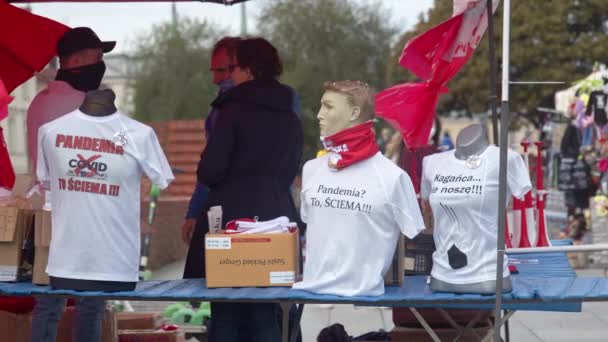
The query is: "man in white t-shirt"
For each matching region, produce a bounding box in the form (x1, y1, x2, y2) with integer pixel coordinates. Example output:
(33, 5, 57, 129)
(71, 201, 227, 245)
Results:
(293, 81, 425, 297)
(28, 27, 117, 342)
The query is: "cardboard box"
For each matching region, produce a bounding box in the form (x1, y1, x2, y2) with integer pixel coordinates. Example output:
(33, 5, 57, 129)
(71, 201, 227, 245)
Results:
(117, 312, 165, 330)
(0, 310, 32, 342)
(403, 233, 435, 275)
(393, 308, 493, 328)
(383, 234, 405, 287)
(11, 174, 44, 210)
(118, 329, 185, 342)
(391, 326, 492, 342)
(57, 306, 118, 342)
(0, 207, 36, 282)
(33, 210, 52, 285)
(205, 229, 300, 288)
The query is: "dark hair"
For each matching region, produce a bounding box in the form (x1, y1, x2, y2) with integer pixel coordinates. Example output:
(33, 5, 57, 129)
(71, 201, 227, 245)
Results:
(317, 323, 350, 342)
(235, 37, 283, 80)
(212, 36, 241, 59)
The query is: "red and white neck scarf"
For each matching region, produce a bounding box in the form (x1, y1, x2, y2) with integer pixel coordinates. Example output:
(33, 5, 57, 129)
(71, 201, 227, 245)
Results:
(321, 121, 379, 170)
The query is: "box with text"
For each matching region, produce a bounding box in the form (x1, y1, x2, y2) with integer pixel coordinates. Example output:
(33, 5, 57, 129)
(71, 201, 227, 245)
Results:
(205, 229, 300, 288)
(383, 234, 405, 287)
(33, 210, 52, 285)
(0, 207, 35, 282)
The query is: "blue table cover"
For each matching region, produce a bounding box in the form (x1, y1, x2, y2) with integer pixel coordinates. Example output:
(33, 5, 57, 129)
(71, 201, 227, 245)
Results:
(0, 240, 595, 313)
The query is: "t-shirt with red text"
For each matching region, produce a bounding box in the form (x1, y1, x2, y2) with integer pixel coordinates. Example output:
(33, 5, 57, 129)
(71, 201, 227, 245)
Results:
(37, 110, 174, 282)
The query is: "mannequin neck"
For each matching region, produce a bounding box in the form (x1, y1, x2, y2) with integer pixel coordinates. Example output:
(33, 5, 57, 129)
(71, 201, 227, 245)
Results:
(79, 89, 117, 117)
(454, 124, 489, 160)
(329, 119, 368, 137)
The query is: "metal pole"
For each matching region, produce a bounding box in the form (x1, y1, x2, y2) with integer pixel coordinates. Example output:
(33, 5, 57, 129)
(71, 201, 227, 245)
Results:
(486, 0, 499, 144)
(508, 243, 608, 254)
(509, 81, 566, 85)
(240, 2, 247, 35)
(494, 0, 511, 341)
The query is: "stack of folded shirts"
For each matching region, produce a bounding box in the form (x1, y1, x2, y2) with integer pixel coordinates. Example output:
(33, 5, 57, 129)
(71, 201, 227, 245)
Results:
(227, 216, 296, 234)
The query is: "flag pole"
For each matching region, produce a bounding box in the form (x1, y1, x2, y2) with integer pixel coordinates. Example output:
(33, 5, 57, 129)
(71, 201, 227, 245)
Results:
(494, 0, 511, 341)
(486, 0, 499, 144)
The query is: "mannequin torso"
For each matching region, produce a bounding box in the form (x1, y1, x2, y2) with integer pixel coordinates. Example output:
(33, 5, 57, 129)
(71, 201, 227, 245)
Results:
(429, 123, 512, 294)
(50, 89, 136, 292)
(294, 81, 425, 296)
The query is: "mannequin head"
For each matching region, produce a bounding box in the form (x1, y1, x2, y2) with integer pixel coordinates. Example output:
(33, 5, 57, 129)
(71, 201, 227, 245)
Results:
(317, 80, 374, 136)
(454, 123, 489, 159)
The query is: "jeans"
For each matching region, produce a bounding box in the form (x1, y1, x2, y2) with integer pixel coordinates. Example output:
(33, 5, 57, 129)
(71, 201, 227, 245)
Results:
(30, 296, 106, 342)
(209, 302, 282, 342)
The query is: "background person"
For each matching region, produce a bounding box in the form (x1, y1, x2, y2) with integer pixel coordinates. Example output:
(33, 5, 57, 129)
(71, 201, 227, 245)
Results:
(189, 37, 303, 342)
(27, 27, 116, 342)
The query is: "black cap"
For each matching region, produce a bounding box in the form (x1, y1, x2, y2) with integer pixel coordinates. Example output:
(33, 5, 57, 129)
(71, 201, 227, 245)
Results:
(57, 27, 116, 57)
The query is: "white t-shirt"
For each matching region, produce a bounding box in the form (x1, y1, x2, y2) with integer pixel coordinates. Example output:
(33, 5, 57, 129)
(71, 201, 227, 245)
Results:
(420, 145, 531, 284)
(37, 110, 174, 282)
(293, 152, 425, 297)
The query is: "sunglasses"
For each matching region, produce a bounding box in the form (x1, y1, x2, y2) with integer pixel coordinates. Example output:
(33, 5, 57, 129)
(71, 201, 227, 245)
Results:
(210, 65, 237, 73)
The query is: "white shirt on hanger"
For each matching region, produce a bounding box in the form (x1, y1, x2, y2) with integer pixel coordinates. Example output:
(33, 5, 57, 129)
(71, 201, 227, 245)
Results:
(421, 145, 531, 285)
(293, 152, 424, 297)
(37, 109, 174, 282)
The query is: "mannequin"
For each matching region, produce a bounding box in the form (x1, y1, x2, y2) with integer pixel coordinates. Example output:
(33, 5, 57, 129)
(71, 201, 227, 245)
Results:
(50, 89, 136, 292)
(453, 124, 489, 160)
(79, 88, 117, 117)
(427, 123, 513, 294)
(317, 81, 370, 136)
(293, 81, 424, 297)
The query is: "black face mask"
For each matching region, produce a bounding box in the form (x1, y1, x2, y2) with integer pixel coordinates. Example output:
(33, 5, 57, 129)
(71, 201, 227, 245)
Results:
(55, 61, 106, 92)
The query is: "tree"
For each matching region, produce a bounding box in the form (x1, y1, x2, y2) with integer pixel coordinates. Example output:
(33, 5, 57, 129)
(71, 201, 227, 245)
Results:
(387, 0, 608, 126)
(258, 0, 397, 162)
(132, 14, 222, 122)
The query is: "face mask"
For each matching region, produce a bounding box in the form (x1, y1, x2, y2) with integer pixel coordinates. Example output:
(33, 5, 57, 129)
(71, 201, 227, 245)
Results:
(56, 61, 106, 92)
(218, 78, 235, 93)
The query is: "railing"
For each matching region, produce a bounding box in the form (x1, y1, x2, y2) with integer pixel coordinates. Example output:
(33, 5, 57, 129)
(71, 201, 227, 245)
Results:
(507, 244, 608, 254)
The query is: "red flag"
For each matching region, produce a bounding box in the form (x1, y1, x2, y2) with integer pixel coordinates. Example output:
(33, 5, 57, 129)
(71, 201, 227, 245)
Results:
(0, 3, 70, 94)
(0, 78, 13, 121)
(376, 0, 499, 148)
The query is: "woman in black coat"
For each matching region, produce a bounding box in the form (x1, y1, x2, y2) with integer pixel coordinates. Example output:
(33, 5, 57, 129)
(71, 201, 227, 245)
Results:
(183, 38, 303, 342)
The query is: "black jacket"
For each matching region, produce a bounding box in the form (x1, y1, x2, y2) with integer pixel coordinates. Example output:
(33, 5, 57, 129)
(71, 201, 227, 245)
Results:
(183, 79, 303, 278)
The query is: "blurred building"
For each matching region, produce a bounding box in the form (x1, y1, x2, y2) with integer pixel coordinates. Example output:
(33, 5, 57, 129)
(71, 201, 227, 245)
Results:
(102, 53, 137, 115)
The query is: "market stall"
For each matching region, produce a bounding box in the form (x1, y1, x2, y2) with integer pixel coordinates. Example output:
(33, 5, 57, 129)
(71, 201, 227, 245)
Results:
(0, 244, 586, 342)
(2, 1, 608, 342)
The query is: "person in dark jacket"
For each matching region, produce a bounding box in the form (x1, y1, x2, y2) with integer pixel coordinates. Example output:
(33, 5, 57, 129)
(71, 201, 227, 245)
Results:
(183, 37, 303, 342)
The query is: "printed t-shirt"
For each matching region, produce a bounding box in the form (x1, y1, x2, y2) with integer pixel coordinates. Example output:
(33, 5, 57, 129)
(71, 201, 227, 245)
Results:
(420, 145, 531, 284)
(37, 110, 174, 282)
(293, 152, 425, 297)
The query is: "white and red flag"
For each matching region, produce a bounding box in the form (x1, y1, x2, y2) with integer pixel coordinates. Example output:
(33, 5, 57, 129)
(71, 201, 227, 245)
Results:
(376, 0, 499, 148)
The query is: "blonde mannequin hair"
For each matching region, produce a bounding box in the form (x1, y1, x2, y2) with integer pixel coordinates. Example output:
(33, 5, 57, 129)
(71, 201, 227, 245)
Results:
(323, 80, 375, 122)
